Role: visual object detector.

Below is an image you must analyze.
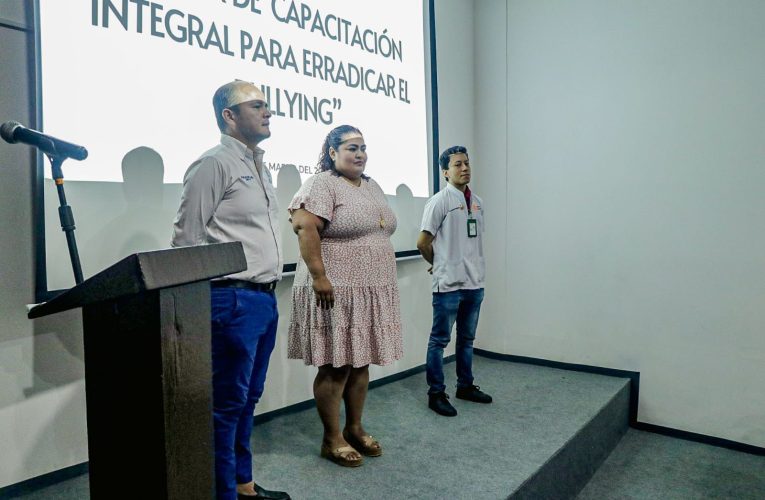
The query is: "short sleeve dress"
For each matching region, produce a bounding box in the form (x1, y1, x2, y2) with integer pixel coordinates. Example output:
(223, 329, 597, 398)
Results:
(287, 171, 403, 367)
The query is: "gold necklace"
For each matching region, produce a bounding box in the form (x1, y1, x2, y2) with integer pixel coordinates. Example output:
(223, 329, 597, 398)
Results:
(365, 182, 387, 228)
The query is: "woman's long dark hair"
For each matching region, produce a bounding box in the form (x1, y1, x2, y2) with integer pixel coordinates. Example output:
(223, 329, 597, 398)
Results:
(317, 125, 369, 180)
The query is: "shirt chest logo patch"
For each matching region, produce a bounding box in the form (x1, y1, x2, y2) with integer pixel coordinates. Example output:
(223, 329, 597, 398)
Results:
(240, 175, 255, 183)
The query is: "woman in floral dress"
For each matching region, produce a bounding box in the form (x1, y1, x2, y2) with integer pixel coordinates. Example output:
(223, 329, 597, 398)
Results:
(288, 125, 402, 467)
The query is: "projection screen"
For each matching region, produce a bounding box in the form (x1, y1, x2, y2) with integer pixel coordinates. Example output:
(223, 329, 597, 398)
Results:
(35, 0, 435, 296)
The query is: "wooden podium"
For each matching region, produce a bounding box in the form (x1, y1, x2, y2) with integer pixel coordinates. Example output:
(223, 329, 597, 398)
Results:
(29, 243, 247, 500)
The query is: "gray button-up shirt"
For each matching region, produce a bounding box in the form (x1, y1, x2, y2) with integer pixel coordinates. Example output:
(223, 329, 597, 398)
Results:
(171, 134, 283, 283)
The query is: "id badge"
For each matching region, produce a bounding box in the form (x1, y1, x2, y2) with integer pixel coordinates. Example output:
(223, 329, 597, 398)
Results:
(467, 218, 478, 238)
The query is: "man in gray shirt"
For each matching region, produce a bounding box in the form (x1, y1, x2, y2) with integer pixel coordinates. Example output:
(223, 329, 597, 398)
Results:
(172, 81, 289, 500)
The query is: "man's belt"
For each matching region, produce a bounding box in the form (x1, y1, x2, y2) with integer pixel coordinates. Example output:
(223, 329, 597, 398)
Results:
(211, 279, 278, 292)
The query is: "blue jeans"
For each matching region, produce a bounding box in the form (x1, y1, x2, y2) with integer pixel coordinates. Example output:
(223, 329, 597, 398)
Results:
(211, 287, 278, 500)
(426, 288, 485, 395)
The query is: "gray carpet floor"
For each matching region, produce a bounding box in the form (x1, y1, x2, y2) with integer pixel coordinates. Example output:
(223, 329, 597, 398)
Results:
(9, 357, 765, 499)
(577, 428, 765, 500)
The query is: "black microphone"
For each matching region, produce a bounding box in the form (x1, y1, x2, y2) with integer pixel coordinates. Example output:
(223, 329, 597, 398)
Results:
(0, 121, 88, 161)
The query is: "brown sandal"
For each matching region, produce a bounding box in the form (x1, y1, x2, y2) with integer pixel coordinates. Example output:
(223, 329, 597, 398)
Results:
(342, 430, 383, 457)
(320, 444, 364, 467)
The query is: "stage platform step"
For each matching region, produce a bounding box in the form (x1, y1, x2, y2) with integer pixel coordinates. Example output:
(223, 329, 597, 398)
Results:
(252, 354, 631, 499)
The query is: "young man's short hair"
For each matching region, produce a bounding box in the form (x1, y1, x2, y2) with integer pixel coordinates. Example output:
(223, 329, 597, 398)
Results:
(439, 146, 468, 170)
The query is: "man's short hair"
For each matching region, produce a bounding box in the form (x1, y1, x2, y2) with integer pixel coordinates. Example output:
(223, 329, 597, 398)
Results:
(439, 146, 468, 170)
(212, 81, 257, 132)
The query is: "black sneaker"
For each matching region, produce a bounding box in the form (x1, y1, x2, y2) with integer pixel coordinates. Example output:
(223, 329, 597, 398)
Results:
(237, 484, 291, 499)
(428, 392, 458, 416)
(455, 385, 493, 404)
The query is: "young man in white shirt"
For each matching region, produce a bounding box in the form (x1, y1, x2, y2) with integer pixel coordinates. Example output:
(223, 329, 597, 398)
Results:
(417, 146, 492, 416)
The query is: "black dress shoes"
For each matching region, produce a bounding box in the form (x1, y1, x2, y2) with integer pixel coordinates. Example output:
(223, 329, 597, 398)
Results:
(455, 384, 493, 404)
(238, 484, 291, 500)
(428, 392, 458, 416)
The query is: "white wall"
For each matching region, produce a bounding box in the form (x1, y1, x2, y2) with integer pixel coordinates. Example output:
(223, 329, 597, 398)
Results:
(474, 0, 509, 353)
(0, 1, 474, 488)
(474, 0, 765, 447)
(433, 0, 476, 165)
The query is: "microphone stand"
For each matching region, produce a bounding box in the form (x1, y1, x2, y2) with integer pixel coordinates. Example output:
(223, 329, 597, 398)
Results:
(48, 154, 84, 285)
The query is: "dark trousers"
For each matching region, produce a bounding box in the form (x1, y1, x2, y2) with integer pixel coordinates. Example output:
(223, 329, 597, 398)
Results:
(426, 288, 485, 395)
(211, 287, 278, 500)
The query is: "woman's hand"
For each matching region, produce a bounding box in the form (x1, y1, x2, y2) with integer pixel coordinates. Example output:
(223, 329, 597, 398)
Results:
(312, 275, 335, 309)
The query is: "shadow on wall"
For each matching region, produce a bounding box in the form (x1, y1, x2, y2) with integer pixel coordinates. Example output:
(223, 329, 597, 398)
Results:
(19, 369, 87, 485)
(276, 163, 303, 254)
(87, 146, 179, 273)
(26, 309, 85, 399)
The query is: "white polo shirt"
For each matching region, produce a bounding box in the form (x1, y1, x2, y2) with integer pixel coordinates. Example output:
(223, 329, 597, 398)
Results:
(420, 183, 485, 293)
